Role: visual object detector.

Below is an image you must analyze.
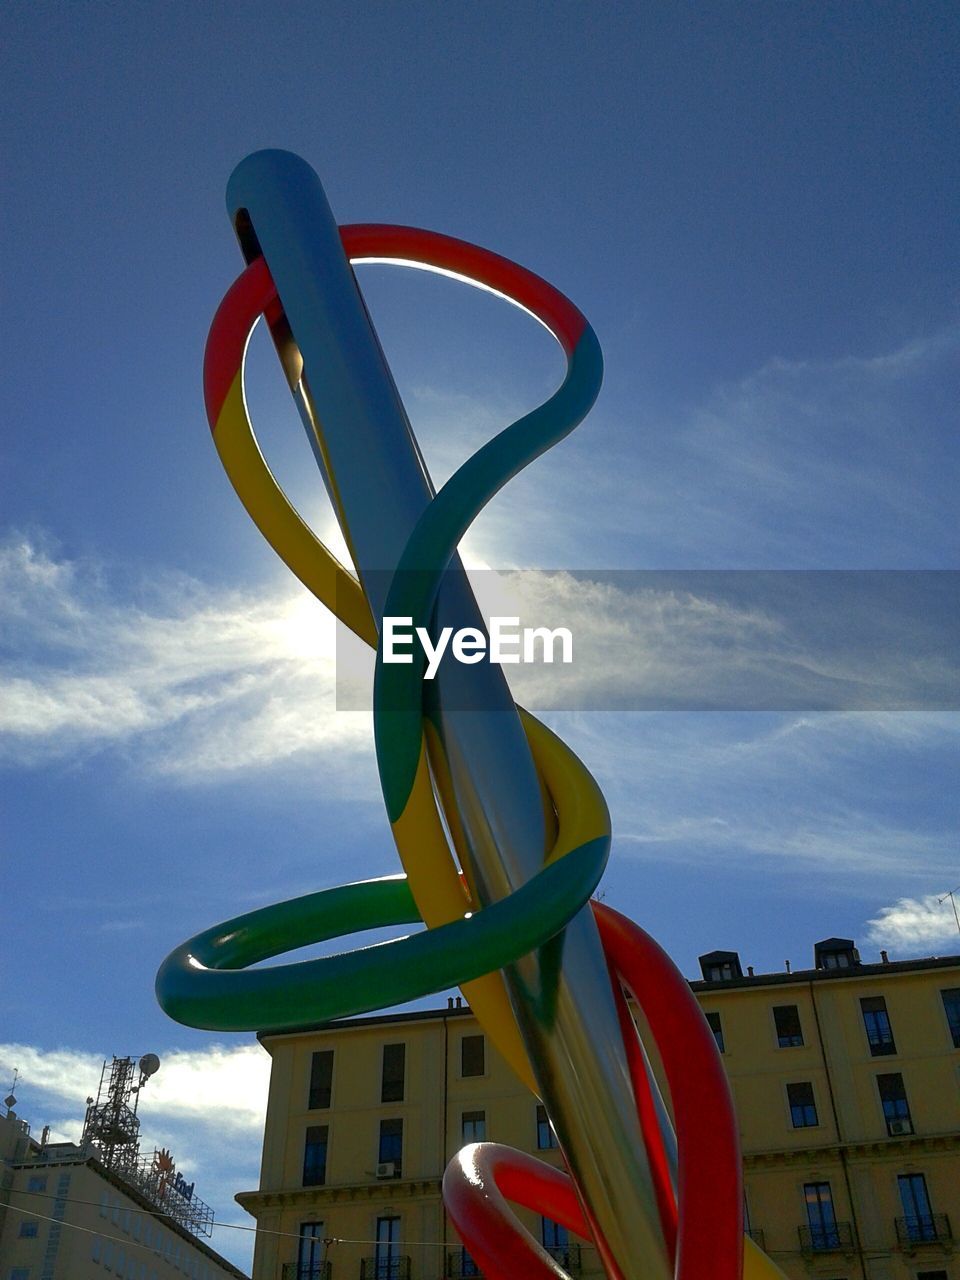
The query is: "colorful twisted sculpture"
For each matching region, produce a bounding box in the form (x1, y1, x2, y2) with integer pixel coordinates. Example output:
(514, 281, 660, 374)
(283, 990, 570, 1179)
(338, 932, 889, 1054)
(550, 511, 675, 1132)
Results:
(157, 151, 786, 1280)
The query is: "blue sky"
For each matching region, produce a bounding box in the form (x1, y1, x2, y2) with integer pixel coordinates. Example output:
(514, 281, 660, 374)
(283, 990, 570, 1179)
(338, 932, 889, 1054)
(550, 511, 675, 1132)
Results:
(2, 3, 958, 1271)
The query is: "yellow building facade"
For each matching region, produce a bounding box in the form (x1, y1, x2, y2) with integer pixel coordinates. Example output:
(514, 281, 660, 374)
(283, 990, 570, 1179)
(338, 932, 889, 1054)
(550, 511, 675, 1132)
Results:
(237, 939, 960, 1280)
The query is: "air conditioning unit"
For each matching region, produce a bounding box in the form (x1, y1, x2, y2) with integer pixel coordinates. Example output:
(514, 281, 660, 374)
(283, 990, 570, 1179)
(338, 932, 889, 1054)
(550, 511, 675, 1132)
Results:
(376, 1162, 396, 1178)
(888, 1120, 911, 1136)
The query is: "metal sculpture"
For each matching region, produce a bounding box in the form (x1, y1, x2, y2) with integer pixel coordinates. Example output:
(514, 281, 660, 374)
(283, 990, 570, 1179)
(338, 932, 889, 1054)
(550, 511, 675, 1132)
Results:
(157, 150, 785, 1280)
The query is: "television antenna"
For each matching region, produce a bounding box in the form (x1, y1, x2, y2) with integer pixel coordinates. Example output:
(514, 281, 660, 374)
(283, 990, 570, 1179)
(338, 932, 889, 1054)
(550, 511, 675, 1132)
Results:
(938, 885, 960, 936)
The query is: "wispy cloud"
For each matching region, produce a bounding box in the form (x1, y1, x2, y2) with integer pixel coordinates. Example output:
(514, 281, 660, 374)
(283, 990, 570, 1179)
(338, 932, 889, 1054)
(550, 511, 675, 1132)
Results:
(543, 710, 959, 887)
(0, 537, 372, 779)
(446, 322, 960, 570)
(866, 894, 960, 954)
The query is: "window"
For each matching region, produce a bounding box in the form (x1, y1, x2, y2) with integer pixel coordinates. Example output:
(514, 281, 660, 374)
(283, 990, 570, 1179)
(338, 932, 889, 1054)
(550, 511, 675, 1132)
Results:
(92, 1237, 102, 1262)
(121, 1208, 129, 1232)
(877, 1073, 912, 1135)
(100, 1192, 109, 1219)
(18, 1221, 38, 1238)
(541, 1217, 570, 1260)
(804, 1181, 839, 1250)
(705, 1011, 725, 1053)
(132, 1214, 141, 1240)
(898, 1173, 936, 1241)
(309, 1050, 334, 1109)
(105, 1240, 116, 1270)
(297, 1221, 326, 1280)
(536, 1104, 559, 1150)
(381, 1043, 405, 1103)
(461, 1110, 486, 1143)
(302, 1124, 329, 1186)
(542, 1217, 569, 1248)
(458, 1246, 481, 1277)
(940, 989, 960, 1049)
(787, 1082, 818, 1128)
(374, 1214, 400, 1280)
(461, 1034, 485, 1077)
(916, 1272, 948, 1280)
(861, 996, 896, 1056)
(379, 1118, 403, 1175)
(116, 1249, 126, 1274)
(773, 1005, 804, 1047)
(10, 1270, 31, 1280)
(26, 1176, 46, 1193)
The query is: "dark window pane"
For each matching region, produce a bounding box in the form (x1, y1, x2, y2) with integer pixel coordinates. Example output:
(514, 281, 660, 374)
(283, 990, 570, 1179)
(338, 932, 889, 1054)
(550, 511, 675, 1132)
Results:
(381, 1043, 405, 1103)
(877, 1073, 912, 1133)
(461, 1110, 485, 1143)
(536, 1104, 559, 1150)
(804, 1182, 838, 1249)
(303, 1125, 328, 1186)
(861, 996, 896, 1056)
(774, 1005, 804, 1047)
(375, 1215, 400, 1279)
(940, 988, 960, 1049)
(898, 1173, 935, 1240)
(298, 1221, 326, 1278)
(309, 1050, 333, 1110)
(787, 1081, 818, 1128)
(705, 1011, 725, 1053)
(379, 1118, 403, 1174)
(459, 1246, 481, 1277)
(461, 1034, 485, 1077)
(541, 1217, 569, 1249)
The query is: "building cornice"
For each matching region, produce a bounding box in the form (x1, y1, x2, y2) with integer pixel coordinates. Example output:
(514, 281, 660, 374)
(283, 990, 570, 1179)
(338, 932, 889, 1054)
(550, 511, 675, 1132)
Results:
(256, 955, 960, 1042)
(236, 1179, 442, 1212)
(745, 1131, 960, 1168)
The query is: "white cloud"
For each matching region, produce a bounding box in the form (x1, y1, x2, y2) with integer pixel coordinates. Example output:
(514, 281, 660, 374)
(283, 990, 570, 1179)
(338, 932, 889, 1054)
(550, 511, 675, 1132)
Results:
(865, 894, 960, 954)
(0, 1042, 269, 1136)
(0, 537, 372, 778)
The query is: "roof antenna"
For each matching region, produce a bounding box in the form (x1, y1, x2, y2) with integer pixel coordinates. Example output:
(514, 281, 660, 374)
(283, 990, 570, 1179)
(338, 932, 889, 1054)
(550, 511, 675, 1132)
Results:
(937, 886, 960, 936)
(4, 1067, 19, 1115)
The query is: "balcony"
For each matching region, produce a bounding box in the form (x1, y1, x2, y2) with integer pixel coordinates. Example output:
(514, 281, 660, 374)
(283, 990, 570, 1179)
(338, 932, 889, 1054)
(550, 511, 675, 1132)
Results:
(446, 1251, 483, 1278)
(544, 1245, 582, 1274)
(798, 1221, 855, 1254)
(282, 1266, 331, 1280)
(895, 1214, 953, 1247)
(746, 1229, 765, 1252)
(360, 1258, 411, 1280)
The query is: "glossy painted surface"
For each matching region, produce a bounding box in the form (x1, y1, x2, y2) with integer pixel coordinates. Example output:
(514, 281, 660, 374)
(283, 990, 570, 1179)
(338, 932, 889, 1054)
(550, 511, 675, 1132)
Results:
(158, 152, 789, 1280)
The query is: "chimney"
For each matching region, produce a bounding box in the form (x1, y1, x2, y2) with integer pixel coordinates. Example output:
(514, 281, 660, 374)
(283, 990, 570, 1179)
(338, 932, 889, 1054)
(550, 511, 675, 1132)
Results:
(747, 965, 755, 977)
(785, 960, 792, 973)
(880, 950, 890, 965)
(447, 996, 454, 1009)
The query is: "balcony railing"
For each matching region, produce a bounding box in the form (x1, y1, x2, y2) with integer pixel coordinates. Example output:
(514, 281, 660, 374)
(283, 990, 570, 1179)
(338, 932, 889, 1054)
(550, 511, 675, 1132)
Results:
(544, 1244, 582, 1274)
(746, 1228, 765, 1252)
(282, 1265, 332, 1280)
(360, 1257, 411, 1280)
(446, 1250, 483, 1278)
(895, 1214, 952, 1246)
(798, 1221, 854, 1253)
